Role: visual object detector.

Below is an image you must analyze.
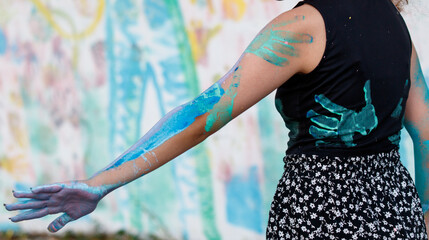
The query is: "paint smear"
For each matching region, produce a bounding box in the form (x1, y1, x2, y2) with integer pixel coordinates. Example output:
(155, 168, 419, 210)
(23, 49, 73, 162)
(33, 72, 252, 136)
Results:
(245, 16, 313, 67)
(0, 28, 7, 55)
(308, 80, 378, 147)
(105, 83, 224, 170)
(205, 66, 241, 132)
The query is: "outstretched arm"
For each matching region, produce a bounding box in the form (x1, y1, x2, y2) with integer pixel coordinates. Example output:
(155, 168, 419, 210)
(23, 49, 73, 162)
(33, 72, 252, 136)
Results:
(404, 44, 429, 227)
(5, 5, 325, 232)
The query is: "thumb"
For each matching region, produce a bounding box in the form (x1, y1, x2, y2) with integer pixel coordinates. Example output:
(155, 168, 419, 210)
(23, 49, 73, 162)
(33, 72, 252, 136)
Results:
(48, 213, 74, 232)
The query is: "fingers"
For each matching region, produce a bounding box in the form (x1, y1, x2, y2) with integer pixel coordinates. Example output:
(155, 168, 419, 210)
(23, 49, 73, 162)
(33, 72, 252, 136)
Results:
(5, 200, 47, 211)
(363, 80, 372, 104)
(310, 115, 339, 130)
(31, 184, 63, 194)
(315, 94, 347, 115)
(274, 30, 313, 44)
(13, 191, 51, 200)
(48, 213, 74, 233)
(10, 208, 49, 222)
(309, 125, 337, 139)
(307, 109, 319, 118)
(272, 42, 295, 56)
(260, 50, 289, 67)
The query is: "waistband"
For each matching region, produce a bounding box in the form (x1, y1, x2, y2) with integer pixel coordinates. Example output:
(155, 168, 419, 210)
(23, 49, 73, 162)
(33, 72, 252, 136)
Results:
(283, 149, 401, 180)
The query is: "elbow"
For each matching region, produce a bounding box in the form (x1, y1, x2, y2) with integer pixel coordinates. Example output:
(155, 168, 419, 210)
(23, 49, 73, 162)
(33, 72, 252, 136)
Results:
(186, 113, 215, 146)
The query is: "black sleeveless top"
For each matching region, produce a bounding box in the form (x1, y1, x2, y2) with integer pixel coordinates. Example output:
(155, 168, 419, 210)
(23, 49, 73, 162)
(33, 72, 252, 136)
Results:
(275, 0, 412, 156)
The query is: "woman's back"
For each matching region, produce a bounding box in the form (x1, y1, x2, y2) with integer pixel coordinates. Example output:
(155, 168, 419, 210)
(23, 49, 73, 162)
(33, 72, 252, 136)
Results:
(276, 0, 412, 156)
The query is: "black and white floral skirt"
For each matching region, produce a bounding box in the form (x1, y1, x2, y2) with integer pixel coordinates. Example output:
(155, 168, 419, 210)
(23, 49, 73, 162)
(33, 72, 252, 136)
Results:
(266, 149, 428, 240)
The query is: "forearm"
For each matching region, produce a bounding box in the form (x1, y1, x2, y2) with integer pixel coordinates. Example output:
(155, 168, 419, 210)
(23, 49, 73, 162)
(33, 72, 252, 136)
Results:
(87, 109, 210, 189)
(405, 50, 429, 214)
(86, 67, 241, 192)
(412, 135, 429, 213)
(405, 118, 429, 214)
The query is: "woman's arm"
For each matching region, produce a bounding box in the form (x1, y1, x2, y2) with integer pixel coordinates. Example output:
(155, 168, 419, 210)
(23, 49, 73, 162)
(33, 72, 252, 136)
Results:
(5, 5, 325, 232)
(404, 44, 429, 226)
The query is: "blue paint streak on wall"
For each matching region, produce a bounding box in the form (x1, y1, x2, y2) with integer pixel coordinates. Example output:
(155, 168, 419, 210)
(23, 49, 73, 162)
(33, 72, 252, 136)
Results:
(108, 0, 170, 157)
(113, 0, 145, 147)
(0, 222, 20, 232)
(144, 0, 169, 29)
(106, 0, 117, 160)
(226, 166, 264, 233)
(0, 28, 7, 55)
(106, 0, 168, 231)
(161, 57, 189, 105)
(141, 61, 167, 116)
(142, 1, 204, 239)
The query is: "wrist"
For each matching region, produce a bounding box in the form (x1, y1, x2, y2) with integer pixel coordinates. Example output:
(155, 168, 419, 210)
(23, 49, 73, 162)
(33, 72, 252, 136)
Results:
(84, 177, 123, 196)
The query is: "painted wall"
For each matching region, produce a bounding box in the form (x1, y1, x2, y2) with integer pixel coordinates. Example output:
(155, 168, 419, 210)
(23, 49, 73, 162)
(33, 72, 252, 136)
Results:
(0, 0, 427, 239)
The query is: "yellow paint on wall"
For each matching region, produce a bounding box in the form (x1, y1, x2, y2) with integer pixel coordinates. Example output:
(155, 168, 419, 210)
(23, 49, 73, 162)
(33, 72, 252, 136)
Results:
(222, 0, 247, 21)
(9, 92, 23, 108)
(30, 0, 105, 40)
(187, 21, 222, 62)
(0, 154, 31, 179)
(8, 113, 28, 148)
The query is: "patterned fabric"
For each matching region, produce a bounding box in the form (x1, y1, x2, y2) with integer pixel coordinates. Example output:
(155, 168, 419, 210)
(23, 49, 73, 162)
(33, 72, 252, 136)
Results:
(266, 150, 428, 239)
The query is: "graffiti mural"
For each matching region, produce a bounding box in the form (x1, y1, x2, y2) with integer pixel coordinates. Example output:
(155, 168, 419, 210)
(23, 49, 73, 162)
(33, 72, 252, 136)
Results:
(0, 0, 428, 239)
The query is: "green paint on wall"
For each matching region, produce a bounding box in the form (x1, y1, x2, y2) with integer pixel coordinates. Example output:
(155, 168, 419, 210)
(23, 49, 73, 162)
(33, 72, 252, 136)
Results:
(164, 1, 221, 238)
(28, 119, 58, 154)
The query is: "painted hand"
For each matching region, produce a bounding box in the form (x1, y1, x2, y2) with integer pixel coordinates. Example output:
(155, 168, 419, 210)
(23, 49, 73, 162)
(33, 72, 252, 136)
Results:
(307, 80, 378, 147)
(4, 180, 110, 232)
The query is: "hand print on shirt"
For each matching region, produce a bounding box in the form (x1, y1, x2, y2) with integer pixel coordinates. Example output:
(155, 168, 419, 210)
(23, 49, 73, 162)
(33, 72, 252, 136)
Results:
(307, 80, 378, 147)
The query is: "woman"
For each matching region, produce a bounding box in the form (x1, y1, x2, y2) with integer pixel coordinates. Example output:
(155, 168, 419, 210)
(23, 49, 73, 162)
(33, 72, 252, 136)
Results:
(5, 0, 429, 238)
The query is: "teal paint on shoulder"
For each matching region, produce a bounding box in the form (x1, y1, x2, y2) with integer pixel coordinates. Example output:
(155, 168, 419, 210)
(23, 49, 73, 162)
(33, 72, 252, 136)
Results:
(245, 15, 313, 67)
(307, 80, 378, 147)
(205, 66, 241, 132)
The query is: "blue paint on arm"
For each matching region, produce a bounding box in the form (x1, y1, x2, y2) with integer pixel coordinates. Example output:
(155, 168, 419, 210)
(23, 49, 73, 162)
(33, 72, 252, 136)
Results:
(105, 83, 225, 171)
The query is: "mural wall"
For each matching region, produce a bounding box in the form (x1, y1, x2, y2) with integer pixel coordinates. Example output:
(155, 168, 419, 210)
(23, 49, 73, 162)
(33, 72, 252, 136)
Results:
(0, 0, 427, 239)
